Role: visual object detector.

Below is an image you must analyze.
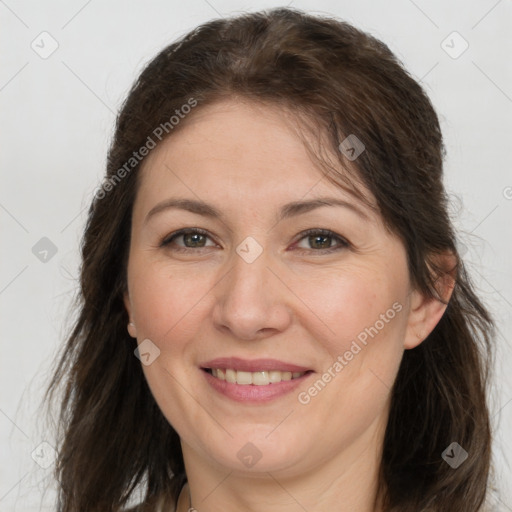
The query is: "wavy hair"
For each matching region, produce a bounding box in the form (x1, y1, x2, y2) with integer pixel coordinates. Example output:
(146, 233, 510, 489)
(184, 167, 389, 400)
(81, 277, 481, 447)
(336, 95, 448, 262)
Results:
(45, 7, 494, 511)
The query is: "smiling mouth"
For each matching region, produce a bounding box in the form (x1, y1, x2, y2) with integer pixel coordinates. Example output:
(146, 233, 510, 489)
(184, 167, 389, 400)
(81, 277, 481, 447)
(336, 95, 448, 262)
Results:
(203, 368, 312, 385)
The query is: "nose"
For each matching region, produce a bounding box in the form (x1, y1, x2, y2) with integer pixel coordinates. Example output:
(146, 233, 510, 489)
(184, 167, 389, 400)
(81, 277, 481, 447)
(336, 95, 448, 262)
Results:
(211, 246, 292, 341)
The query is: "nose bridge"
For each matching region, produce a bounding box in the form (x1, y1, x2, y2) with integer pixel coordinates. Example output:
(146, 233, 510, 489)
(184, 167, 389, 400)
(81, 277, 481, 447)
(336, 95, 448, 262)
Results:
(225, 240, 272, 310)
(212, 238, 290, 339)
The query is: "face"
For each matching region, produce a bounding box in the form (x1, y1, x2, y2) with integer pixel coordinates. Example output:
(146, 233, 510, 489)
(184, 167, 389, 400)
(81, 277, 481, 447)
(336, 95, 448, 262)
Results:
(124, 99, 436, 480)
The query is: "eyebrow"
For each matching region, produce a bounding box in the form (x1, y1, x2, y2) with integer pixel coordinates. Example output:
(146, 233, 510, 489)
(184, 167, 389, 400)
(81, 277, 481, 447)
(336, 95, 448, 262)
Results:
(144, 196, 370, 225)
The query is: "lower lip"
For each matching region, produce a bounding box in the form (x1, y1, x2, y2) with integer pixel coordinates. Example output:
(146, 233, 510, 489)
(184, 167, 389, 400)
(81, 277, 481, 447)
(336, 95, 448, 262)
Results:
(202, 370, 312, 403)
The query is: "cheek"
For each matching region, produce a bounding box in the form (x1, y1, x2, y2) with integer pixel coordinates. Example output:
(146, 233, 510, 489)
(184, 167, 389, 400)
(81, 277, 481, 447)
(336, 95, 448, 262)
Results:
(290, 273, 406, 454)
(128, 260, 216, 344)
(292, 267, 408, 421)
(293, 266, 406, 359)
(128, 262, 217, 434)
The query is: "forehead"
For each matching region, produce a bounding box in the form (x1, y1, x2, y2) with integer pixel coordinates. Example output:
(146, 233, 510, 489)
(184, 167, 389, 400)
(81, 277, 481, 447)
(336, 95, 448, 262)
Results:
(135, 98, 378, 219)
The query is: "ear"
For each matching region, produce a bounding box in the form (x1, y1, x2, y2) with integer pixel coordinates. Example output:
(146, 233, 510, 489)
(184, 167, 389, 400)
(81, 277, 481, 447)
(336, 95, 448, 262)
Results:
(403, 251, 457, 350)
(124, 291, 137, 338)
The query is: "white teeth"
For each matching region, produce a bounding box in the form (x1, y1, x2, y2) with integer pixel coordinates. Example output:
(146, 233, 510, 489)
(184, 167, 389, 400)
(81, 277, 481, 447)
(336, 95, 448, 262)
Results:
(209, 368, 306, 385)
(252, 371, 269, 386)
(236, 371, 252, 385)
(268, 371, 282, 383)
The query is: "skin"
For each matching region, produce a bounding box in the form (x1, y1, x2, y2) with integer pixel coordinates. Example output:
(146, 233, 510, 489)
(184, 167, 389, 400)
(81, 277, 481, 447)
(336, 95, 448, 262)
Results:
(124, 99, 453, 512)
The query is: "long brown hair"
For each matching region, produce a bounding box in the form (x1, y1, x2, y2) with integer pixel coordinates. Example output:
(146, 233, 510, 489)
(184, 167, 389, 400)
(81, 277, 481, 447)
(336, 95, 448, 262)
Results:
(45, 7, 494, 511)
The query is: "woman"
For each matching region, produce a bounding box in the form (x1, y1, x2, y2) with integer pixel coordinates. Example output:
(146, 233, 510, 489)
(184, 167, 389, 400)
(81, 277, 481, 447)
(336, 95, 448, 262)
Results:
(46, 7, 495, 512)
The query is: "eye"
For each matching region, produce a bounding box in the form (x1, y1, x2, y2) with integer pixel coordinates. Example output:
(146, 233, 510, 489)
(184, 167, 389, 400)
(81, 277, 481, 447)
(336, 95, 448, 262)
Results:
(160, 228, 217, 251)
(159, 228, 349, 254)
(292, 229, 349, 253)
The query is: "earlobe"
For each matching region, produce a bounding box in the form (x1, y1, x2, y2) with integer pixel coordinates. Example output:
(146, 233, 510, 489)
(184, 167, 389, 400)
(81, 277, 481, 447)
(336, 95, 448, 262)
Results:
(403, 252, 456, 350)
(124, 292, 137, 338)
(127, 322, 137, 338)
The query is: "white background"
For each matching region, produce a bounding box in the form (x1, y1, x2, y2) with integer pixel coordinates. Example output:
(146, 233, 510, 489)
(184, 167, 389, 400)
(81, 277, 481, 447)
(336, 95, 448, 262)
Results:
(1, 0, 511, 510)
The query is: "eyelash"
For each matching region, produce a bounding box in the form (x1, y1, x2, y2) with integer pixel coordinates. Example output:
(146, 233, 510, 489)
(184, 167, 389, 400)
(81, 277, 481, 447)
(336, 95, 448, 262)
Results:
(160, 228, 350, 254)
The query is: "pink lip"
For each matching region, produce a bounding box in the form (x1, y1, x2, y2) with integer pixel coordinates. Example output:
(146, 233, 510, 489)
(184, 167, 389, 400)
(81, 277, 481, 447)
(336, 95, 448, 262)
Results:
(202, 370, 312, 403)
(200, 357, 311, 373)
(200, 358, 314, 403)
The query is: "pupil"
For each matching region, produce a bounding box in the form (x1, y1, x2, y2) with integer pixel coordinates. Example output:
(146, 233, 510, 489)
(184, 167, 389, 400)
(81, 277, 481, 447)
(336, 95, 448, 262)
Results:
(310, 235, 331, 249)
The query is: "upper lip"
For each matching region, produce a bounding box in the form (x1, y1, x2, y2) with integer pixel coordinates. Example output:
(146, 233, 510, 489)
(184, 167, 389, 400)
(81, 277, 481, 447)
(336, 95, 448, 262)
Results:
(200, 357, 312, 373)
